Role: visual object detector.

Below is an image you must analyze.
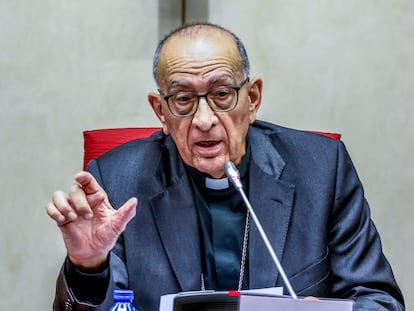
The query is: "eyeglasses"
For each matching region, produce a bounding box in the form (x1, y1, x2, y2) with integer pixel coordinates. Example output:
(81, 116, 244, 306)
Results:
(160, 77, 250, 117)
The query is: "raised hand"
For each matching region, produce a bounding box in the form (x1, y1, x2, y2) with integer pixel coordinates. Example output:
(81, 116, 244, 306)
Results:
(46, 171, 137, 270)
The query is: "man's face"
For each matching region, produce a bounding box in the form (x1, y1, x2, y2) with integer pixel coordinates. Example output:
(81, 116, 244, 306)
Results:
(149, 32, 262, 178)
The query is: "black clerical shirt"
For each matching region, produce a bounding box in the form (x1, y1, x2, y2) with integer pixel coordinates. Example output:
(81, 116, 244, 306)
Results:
(186, 145, 251, 290)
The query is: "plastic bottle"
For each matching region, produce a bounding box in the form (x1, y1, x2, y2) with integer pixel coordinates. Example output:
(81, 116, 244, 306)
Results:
(109, 289, 137, 311)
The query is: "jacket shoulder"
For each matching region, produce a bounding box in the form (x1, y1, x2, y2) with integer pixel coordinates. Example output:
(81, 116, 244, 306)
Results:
(251, 120, 341, 147)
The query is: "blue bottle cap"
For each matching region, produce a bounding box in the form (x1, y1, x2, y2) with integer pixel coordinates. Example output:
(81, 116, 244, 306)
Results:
(113, 289, 134, 301)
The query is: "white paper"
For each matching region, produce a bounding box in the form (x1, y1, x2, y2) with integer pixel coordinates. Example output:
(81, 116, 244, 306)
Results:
(239, 294, 353, 311)
(159, 293, 178, 311)
(240, 287, 283, 296)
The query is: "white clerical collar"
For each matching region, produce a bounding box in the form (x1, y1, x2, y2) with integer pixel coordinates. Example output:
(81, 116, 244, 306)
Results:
(205, 177, 229, 190)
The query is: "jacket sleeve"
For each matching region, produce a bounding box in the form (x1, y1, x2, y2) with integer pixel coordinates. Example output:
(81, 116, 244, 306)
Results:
(52, 253, 128, 311)
(329, 141, 405, 310)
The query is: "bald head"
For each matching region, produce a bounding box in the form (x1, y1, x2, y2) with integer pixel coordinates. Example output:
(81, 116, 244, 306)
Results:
(152, 23, 250, 87)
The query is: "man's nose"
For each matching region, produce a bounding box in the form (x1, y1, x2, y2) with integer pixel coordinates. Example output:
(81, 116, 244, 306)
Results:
(192, 97, 218, 131)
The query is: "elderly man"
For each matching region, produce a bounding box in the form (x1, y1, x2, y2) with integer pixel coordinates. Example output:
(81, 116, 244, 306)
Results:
(46, 23, 404, 311)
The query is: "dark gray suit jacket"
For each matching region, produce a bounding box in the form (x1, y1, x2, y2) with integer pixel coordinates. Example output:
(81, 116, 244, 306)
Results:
(54, 120, 404, 311)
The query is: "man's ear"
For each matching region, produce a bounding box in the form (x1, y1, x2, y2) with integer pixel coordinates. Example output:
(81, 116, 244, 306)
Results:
(148, 92, 170, 135)
(247, 77, 263, 123)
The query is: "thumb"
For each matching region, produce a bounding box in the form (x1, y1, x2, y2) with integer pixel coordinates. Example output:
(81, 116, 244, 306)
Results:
(112, 197, 137, 235)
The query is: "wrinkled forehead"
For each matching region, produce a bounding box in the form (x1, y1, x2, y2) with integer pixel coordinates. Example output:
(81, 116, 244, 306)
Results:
(156, 31, 243, 86)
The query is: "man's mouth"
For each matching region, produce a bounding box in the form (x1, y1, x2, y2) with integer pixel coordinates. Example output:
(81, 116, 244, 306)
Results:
(196, 140, 220, 147)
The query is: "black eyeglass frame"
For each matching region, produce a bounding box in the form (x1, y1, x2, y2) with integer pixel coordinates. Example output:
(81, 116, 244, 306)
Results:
(159, 77, 250, 117)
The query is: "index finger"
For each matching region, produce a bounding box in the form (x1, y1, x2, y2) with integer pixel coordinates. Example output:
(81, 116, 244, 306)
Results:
(74, 171, 103, 195)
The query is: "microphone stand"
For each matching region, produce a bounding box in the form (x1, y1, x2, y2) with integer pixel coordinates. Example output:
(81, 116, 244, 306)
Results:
(225, 161, 298, 299)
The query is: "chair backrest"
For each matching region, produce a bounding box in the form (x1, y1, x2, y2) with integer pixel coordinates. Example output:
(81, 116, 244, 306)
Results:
(82, 127, 341, 170)
(83, 127, 161, 170)
(307, 130, 341, 141)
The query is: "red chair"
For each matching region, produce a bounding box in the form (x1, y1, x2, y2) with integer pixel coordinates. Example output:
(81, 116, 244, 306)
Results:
(82, 127, 341, 170)
(307, 130, 341, 141)
(83, 127, 161, 170)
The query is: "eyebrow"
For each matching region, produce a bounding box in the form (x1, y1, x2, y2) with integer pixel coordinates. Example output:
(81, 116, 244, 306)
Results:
(207, 75, 236, 84)
(167, 75, 237, 93)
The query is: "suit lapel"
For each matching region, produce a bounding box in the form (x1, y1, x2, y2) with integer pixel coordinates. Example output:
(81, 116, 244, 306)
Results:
(248, 166, 295, 288)
(149, 172, 202, 292)
(247, 128, 295, 289)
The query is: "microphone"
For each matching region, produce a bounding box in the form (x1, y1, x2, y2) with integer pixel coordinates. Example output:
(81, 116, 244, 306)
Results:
(224, 161, 298, 299)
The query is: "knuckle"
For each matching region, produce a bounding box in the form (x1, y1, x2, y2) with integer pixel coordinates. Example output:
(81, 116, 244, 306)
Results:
(95, 191, 106, 201)
(68, 184, 81, 194)
(52, 191, 76, 215)
(45, 202, 54, 214)
(51, 190, 62, 200)
(88, 191, 107, 206)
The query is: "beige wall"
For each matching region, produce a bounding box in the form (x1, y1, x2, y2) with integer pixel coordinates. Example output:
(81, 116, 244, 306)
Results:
(1, 1, 412, 309)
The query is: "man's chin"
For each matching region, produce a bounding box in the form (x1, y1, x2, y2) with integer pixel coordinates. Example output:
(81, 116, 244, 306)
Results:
(193, 158, 227, 179)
